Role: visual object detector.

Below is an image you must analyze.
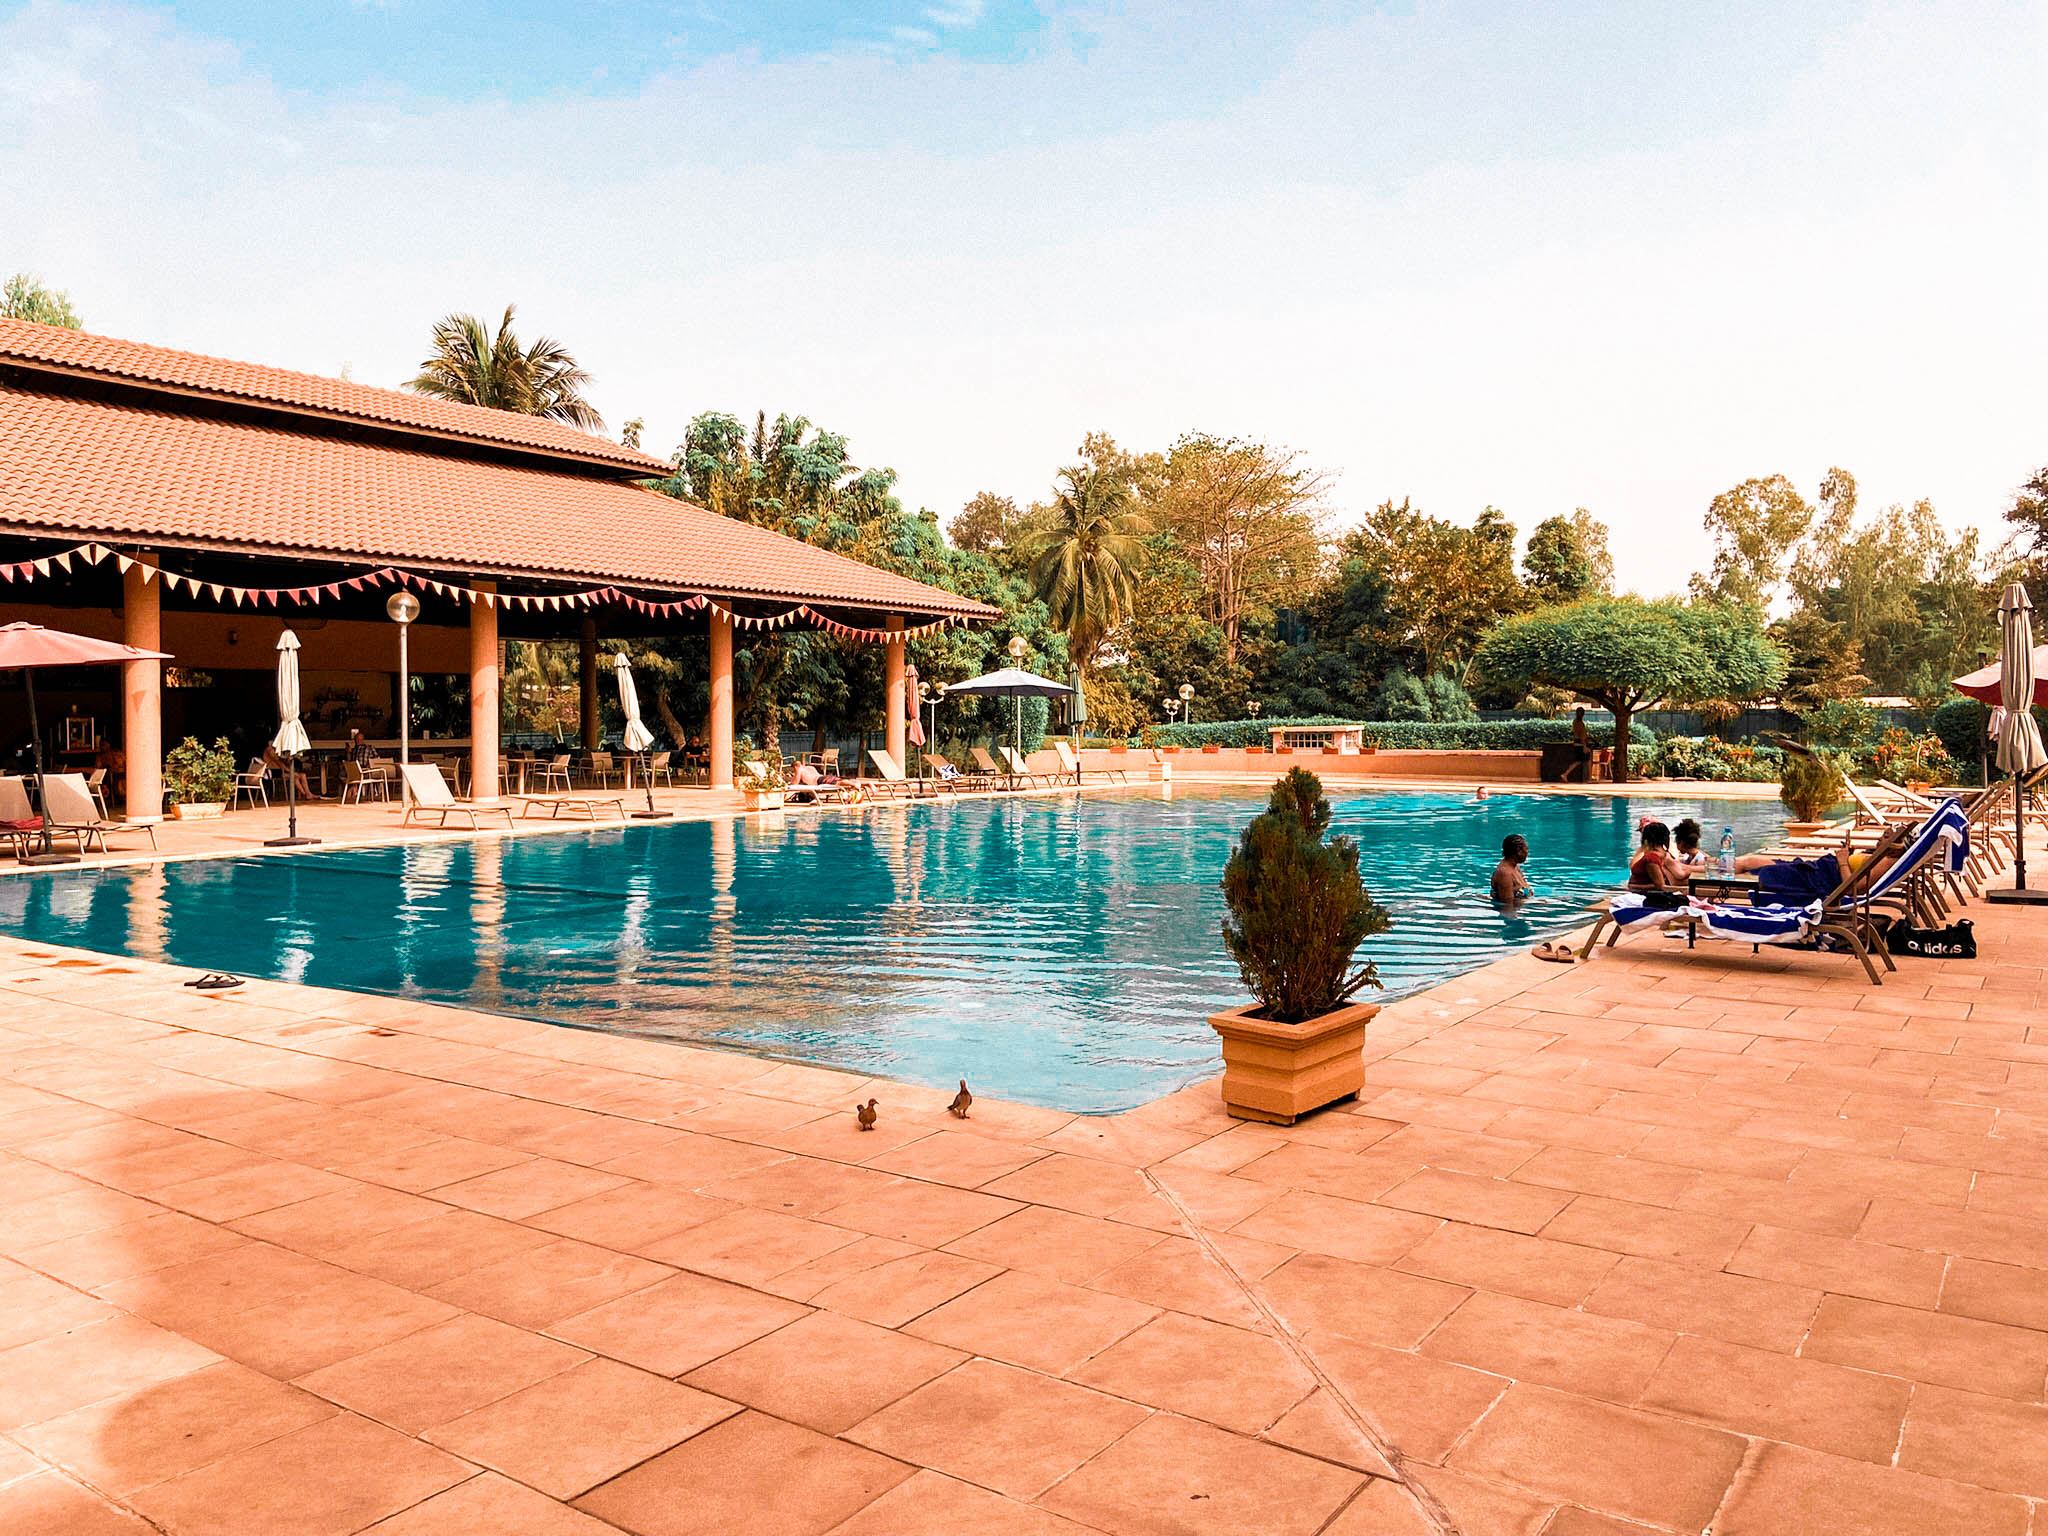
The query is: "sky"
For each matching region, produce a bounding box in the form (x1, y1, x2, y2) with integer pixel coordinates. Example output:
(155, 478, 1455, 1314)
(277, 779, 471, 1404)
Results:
(2, 0, 2043, 592)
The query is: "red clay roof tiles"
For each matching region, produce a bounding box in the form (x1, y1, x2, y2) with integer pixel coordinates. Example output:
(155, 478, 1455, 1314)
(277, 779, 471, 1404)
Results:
(0, 382, 996, 622)
(0, 316, 670, 476)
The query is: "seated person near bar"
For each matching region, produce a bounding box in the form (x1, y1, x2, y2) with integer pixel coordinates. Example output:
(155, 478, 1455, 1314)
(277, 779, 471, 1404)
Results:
(261, 744, 318, 800)
(1671, 818, 1708, 868)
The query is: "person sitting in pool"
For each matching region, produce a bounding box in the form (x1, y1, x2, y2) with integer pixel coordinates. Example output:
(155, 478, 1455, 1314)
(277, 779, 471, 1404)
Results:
(1628, 821, 1685, 890)
(1491, 834, 1532, 906)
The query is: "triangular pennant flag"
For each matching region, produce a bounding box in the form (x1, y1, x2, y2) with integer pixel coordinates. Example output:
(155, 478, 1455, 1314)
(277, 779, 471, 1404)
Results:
(115, 554, 134, 573)
(32, 559, 50, 577)
(52, 551, 72, 573)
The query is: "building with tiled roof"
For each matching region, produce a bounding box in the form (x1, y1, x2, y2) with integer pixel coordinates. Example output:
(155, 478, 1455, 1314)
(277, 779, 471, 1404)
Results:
(0, 318, 999, 801)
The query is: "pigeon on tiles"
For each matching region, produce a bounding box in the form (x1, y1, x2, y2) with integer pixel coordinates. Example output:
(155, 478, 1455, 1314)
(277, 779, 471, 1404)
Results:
(948, 1080, 973, 1119)
(856, 1098, 878, 1131)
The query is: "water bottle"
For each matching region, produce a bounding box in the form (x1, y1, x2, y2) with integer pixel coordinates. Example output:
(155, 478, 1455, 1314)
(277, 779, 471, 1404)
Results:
(1719, 828, 1736, 876)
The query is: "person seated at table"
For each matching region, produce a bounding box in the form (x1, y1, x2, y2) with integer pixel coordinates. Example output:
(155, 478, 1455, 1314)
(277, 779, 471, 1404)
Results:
(1628, 821, 1684, 890)
(261, 745, 320, 800)
(346, 729, 377, 768)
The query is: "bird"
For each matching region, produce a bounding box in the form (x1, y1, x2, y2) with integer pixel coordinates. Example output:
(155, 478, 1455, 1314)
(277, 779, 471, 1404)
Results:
(856, 1099, 878, 1131)
(948, 1080, 973, 1119)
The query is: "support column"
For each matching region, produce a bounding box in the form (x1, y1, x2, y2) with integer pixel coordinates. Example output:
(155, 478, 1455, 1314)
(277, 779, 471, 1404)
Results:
(579, 616, 600, 750)
(121, 559, 161, 819)
(708, 611, 734, 789)
(884, 615, 906, 770)
(469, 582, 500, 802)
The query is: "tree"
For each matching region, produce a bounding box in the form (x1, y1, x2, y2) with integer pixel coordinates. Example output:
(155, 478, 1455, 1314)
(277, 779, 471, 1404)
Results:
(1474, 599, 1786, 781)
(1253, 555, 1397, 719)
(1691, 474, 1815, 609)
(1155, 434, 1327, 662)
(408, 304, 603, 430)
(1106, 536, 1253, 725)
(1, 273, 80, 329)
(948, 492, 1024, 558)
(1346, 501, 1525, 676)
(1769, 610, 1868, 715)
(1571, 510, 1615, 593)
(1523, 515, 1598, 602)
(2002, 465, 2048, 602)
(1020, 468, 1151, 673)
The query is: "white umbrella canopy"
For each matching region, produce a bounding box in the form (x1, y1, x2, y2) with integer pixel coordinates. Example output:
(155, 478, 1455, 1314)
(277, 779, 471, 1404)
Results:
(941, 667, 1073, 698)
(273, 630, 310, 756)
(1997, 584, 2046, 777)
(614, 653, 655, 752)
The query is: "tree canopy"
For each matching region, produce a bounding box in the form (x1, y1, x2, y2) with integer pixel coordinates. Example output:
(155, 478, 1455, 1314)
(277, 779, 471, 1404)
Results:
(1, 273, 81, 329)
(1474, 599, 1785, 779)
(407, 304, 603, 431)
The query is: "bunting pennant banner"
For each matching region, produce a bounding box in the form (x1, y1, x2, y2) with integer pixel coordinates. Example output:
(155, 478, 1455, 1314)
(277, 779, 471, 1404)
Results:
(0, 540, 978, 646)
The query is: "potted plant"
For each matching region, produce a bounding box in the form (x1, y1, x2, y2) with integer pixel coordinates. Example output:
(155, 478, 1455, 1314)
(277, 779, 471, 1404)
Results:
(1201, 743, 1221, 754)
(1210, 769, 1391, 1124)
(735, 743, 786, 811)
(163, 736, 235, 819)
(1778, 749, 1846, 837)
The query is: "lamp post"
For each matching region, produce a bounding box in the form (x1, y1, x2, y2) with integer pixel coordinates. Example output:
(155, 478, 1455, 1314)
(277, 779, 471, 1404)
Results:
(1178, 682, 1195, 724)
(1248, 699, 1261, 718)
(387, 591, 419, 809)
(1163, 698, 1181, 727)
(917, 680, 941, 776)
(1006, 635, 1029, 776)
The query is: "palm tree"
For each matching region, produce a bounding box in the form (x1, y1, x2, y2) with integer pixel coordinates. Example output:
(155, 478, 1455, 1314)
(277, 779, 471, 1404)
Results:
(407, 304, 604, 431)
(1022, 468, 1151, 672)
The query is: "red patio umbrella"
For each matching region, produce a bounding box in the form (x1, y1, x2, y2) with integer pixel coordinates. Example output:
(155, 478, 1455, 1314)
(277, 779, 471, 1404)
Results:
(0, 624, 170, 865)
(1954, 648, 2048, 709)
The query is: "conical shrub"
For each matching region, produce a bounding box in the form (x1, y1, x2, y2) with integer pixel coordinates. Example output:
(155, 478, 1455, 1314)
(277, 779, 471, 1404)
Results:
(1220, 768, 1391, 1023)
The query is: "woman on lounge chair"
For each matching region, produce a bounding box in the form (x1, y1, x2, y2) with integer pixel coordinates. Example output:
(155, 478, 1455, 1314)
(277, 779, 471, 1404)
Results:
(1730, 828, 1895, 900)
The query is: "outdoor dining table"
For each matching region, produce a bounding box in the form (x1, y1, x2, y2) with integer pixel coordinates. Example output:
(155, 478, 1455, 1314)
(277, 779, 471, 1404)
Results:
(1685, 871, 1761, 902)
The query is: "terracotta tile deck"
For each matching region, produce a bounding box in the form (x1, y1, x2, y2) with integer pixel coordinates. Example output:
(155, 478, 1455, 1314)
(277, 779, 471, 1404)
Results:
(1, 820, 2047, 1533)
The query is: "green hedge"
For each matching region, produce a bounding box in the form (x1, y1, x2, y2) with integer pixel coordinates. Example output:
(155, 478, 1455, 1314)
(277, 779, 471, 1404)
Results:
(1148, 717, 1655, 750)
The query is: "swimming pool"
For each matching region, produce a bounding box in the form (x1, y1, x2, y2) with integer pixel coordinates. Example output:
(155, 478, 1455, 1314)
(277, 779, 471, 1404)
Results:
(0, 787, 1788, 1113)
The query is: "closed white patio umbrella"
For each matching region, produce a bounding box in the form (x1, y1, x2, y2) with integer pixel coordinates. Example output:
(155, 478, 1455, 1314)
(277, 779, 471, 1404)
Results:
(1990, 583, 2048, 904)
(266, 630, 317, 848)
(614, 653, 667, 820)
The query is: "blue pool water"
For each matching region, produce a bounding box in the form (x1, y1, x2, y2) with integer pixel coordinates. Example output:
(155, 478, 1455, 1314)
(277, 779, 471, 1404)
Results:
(0, 787, 1788, 1113)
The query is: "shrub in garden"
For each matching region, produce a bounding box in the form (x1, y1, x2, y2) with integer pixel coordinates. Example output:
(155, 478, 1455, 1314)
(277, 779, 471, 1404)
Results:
(1779, 751, 1848, 821)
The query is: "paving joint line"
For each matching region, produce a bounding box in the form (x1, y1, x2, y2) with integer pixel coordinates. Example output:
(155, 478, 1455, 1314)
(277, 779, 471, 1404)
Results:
(1139, 1164, 1466, 1536)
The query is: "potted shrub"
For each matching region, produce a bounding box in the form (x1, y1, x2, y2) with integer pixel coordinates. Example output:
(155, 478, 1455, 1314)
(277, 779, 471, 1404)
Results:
(1201, 743, 1221, 754)
(163, 736, 234, 819)
(1210, 769, 1392, 1123)
(1245, 744, 1266, 755)
(1778, 749, 1846, 837)
(735, 744, 786, 811)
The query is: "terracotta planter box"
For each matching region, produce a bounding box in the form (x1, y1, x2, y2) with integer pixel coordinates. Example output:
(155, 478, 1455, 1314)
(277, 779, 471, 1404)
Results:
(1782, 819, 1831, 838)
(1322, 746, 1342, 755)
(1108, 744, 1128, 754)
(1245, 745, 1265, 755)
(1201, 744, 1221, 754)
(1161, 746, 1182, 755)
(1208, 1000, 1378, 1125)
(169, 802, 226, 821)
(743, 789, 785, 812)
(1275, 746, 1294, 755)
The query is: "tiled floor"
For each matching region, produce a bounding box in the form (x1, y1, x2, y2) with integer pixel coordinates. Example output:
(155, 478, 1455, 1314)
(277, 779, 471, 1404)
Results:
(1, 847, 2045, 1533)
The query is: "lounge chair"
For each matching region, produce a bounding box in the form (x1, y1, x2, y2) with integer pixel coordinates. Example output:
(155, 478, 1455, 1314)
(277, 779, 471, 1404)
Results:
(0, 775, 70, 855)
(43, 773, 155, 852)
(968, 746, 1029, 788)
(1579, 806, 1969, 985)
(1001, 746, 1061, 787)
(401, 763, 515, 829)
(925, 753, 995, 791)
(863, 749, 936, 798)
(1055, 740, 1126, 785)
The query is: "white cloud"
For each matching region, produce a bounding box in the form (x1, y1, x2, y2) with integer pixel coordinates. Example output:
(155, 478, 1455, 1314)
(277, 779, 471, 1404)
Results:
(0, 0, 2041, 593)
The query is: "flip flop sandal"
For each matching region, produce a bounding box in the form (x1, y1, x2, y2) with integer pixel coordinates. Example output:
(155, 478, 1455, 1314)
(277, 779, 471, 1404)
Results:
(1530, 942, 1578, 964)
(184, 973, 244, 991)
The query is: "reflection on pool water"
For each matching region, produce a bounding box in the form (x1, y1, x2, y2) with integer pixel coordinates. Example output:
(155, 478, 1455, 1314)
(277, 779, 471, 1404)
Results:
(0, 786, 1789, 1113)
